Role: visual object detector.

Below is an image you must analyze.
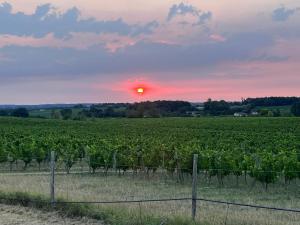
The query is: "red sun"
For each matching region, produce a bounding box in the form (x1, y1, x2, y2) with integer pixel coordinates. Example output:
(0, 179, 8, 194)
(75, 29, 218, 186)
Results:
(127, 80, 152, 97)
(132, 85, 148, 96)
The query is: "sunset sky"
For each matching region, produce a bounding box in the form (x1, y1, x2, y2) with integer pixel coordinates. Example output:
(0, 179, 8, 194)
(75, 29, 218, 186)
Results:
(0, 0, 299, 104)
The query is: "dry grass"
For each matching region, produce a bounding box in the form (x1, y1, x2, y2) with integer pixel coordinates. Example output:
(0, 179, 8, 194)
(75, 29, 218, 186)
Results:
(0, 204, 103, 225)
(0, 171, 299, 225)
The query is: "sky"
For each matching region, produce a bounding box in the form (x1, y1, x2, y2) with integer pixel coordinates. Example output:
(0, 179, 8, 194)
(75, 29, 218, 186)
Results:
(0, 0, 299, 104)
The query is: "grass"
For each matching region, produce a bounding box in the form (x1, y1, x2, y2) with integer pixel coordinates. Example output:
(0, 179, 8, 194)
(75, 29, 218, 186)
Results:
(0, 191, 198, 225)
(0, 202, 103, 225)
(0, 170, 299, 225)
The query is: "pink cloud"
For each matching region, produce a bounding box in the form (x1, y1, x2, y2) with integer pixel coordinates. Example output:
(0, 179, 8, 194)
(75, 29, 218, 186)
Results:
(209, 34, 226, 42)
(0, 33, 138, 51)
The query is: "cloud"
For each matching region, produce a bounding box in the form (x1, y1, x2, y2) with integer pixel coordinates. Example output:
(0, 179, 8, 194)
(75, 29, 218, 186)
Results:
(166, 2, 212, 25)
(0, 2, 158, 39)
(272, 5, 300, 22)
(0, 31, 277, 79)
(209, 34, 226, 42)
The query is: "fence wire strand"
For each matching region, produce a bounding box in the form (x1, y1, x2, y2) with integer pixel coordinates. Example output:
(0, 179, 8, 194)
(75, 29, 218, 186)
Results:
(0, 196, 299, 213)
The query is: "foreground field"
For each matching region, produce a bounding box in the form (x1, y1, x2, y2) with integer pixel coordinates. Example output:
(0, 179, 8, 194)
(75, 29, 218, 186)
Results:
(0, 204, 103, 225)
(0, 172, 299, 225)
(0, 117, 299, 224)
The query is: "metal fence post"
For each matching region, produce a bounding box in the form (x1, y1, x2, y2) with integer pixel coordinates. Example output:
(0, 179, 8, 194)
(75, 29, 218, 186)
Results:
(50, 151, 55, 207)
(113, 151, 117, 173)
(192, 154, 198, 220)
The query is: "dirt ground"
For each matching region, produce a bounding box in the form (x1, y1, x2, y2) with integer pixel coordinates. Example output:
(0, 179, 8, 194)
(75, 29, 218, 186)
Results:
(0, 204, 104, 225)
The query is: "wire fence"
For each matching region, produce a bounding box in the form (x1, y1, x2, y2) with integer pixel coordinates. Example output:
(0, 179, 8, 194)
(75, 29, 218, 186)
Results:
(1, 196, 299, 213)
(0, 153, 299, 225)
(1, 157, 300, 174)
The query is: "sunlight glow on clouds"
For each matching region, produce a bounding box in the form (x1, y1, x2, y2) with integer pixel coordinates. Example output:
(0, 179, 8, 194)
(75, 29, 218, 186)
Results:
(0, 0, 299, 104)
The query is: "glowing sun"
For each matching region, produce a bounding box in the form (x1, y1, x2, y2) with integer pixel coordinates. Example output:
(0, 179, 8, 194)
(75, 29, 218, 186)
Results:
(136, 87, 144, 94)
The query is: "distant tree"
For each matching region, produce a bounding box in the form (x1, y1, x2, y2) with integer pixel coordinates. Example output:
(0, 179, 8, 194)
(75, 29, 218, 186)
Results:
(144, 107, 161, 118)
(60, 108, 73, 120)
(74, 104, 84, 108)
(104, 107, 115, 117)
(89, 105, 104, 118)
(73, 111, 87, 121)
(244, 104, 255, 114)
(126, 109, 143, 118)
(267, 111, 274, 117)
(273, 109, 281, 117)
(11, 108, 29, 118)
(259, 109, 269, 116)
(291, 102, 300, 116)
(204, 99, 230, 116)
(51, 110, 61, 119)
(125, 101, 192, 118)
(0, 110, 9, 116)
(244, 97, 300, 107)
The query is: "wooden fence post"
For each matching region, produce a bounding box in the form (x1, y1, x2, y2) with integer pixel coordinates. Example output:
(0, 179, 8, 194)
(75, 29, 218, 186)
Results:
(192, 154, 198, 220)
(50, 151, 55, 207)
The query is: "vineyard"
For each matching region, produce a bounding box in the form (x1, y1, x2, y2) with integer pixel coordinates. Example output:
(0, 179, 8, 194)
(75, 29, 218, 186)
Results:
(0, 117, 299, 188)
(0, 117, 299, 224)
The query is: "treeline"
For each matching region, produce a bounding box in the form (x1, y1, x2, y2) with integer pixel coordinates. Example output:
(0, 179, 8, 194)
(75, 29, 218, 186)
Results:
(0, 108, 29, 118)
(1, 97, 300, 119)
(48, 99, 299, 119)
(80, 103, 128, 118)
(244, 97, 300, 107)
(203, 99, 257, 116)
(79, 101, 194, 119)
(126, 101, 193, 118)
(204, 97, 300, 117)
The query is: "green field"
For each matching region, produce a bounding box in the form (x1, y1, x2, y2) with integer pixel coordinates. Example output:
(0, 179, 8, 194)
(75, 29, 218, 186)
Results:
(29, 108, 84, 119)
(0, 117, 299, 224)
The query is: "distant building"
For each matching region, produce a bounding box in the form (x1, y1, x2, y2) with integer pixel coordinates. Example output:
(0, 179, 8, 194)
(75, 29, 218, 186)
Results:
(251, 111, 259, 116)
(186, 111, 201, 117)
(234, 112, 247, 117)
